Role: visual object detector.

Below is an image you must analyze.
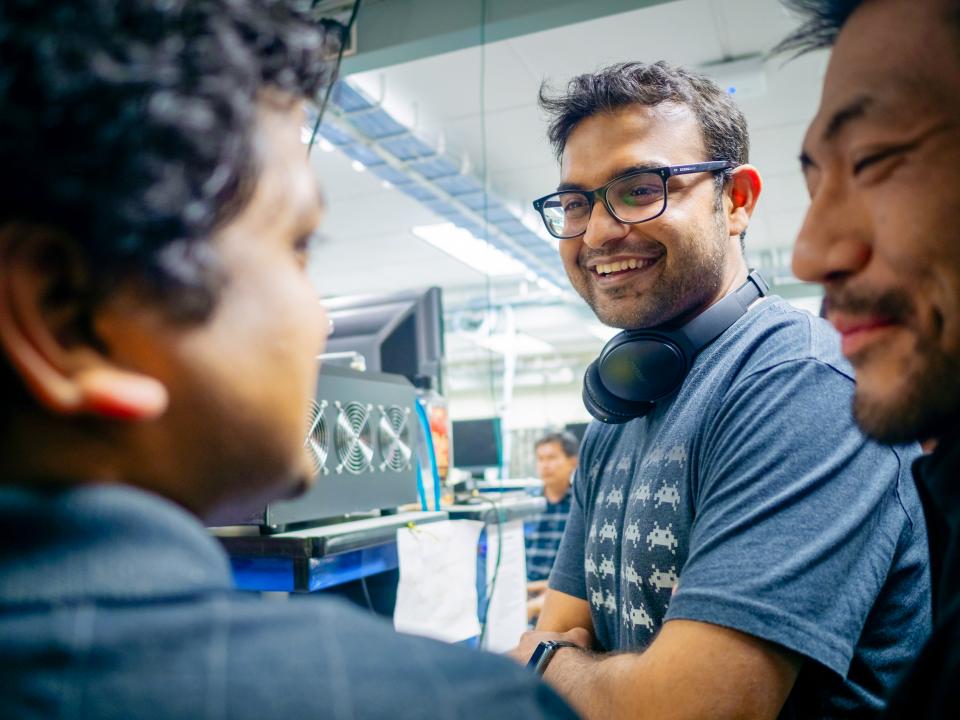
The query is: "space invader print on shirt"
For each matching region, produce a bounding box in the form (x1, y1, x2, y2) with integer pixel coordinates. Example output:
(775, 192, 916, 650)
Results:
(583, 437, 690, 651)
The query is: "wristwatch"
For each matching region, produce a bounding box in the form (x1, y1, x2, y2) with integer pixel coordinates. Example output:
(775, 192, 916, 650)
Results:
(526, 640, 579, 676)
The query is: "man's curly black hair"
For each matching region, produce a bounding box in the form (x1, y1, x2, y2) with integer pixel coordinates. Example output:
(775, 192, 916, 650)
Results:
(774, 0, 862, 54)
(0, 0, 335, 319)
(776, 0, 960, 56)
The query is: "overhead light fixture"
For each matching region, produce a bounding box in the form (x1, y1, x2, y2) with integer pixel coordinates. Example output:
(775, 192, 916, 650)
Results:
(513, 366, 576, 387)
(536, 277, 562, 294)
(351, 160, 366, 173)
(315, 78, 570, 288)
(699, 54, 767, 99)
(412, 223, 527, 277)
(466, 332, 556, 356)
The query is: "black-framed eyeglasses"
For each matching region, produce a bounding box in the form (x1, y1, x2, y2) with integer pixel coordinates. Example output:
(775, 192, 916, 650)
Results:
(532, 161, 736, 240)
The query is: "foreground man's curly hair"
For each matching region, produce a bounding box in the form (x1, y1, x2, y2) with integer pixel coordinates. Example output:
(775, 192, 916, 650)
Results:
(0, 0, 335, 319)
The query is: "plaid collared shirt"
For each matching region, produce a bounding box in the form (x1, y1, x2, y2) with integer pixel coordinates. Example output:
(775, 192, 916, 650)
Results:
(525, 486, 572, 582)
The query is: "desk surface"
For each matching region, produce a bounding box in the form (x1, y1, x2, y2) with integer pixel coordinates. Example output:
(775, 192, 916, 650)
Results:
(216, 510, 449, 559)
(475, 479, 543, 492)
(217, 491, 546, 559)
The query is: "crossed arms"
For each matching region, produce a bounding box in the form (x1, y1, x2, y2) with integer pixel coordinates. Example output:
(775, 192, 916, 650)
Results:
(510, 588, 801, 720)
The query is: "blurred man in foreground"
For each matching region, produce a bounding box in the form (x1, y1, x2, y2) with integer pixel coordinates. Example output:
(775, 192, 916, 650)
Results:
(0, 2, 574, 718)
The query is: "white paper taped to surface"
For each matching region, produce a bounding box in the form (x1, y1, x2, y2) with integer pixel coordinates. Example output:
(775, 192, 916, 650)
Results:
(481, 518, 528, 653)
(393, 519, 483, 643)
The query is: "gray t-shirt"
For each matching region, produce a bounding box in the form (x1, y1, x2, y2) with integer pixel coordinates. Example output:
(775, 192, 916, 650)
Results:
(550, 297, 930, 717)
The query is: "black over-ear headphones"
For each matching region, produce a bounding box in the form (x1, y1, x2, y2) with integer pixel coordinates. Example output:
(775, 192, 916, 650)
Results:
(583, 270, 769, 424)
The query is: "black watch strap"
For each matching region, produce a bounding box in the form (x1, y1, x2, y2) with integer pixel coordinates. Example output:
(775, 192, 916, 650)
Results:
(526, 640, 579, 676)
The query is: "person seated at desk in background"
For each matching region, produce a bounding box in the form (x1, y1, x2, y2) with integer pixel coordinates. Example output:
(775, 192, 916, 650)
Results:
(0, 3, 575, 718)
(526, 431, 579, 624)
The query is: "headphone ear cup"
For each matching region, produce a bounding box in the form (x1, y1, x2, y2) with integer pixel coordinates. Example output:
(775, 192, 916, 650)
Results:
(582, 360, 654, 424)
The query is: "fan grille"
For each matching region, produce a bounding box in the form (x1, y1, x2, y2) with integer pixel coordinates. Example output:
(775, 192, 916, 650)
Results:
(305, 400, 328, 473)
(335, 401, 374, 474)
(378, 405, 412, 472)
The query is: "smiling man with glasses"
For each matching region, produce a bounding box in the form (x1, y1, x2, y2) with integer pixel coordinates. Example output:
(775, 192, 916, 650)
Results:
(509, 61, 931, 719)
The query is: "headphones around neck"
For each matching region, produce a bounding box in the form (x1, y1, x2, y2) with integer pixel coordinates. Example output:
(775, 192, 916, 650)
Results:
(583, 270, 769, 424)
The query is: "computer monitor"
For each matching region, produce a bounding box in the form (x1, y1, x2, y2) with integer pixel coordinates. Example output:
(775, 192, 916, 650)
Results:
(451, 417, 502, 475)
(323, 286, 444, 390)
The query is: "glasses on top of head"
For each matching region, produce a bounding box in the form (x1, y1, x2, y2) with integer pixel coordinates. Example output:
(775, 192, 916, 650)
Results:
(532, 161, 736, 240)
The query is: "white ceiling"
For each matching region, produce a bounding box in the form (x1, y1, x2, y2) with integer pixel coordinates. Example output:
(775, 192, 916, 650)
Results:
(308, 0, 828, 370)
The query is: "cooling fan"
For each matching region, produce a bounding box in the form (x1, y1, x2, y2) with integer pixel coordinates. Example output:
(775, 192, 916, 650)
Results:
(305, 399, 329, 474)
(377, 405, 412, 472)
(334, 400, 374, 474)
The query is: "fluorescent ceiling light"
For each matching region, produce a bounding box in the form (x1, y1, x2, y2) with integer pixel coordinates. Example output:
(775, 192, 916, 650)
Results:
(351, 160, 366, 172)
(412, 222, 527, 277)
(465, 331, 555, 356)
(514, 367, 576, 387)
(536, 277, 562, 295)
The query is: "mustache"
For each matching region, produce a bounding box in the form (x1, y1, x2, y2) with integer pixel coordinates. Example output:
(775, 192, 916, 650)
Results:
(825, 286, 915, 322)
(579, 242, 665, 266)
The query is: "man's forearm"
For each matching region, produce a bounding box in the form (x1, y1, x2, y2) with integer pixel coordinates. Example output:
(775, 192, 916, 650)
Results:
(544, 647, 740, 720)
(541, 645, 621, 720)
(536, 620, 799, 720)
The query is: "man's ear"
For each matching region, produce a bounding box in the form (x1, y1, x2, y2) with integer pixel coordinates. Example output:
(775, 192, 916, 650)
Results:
(725, 164, 762, 239)
(0, 224, 168, 421)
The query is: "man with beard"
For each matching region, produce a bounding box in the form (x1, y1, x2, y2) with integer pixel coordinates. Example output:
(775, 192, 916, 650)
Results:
(508, 61, 930, 719)
(0, 2, 577, 718)
(778, 0, 960, 715)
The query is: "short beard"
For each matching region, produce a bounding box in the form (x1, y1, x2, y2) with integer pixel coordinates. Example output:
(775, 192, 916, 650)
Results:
(853, 333, 960, 444)
(582, 208, 728, 330)
(830, 286, 960, 444)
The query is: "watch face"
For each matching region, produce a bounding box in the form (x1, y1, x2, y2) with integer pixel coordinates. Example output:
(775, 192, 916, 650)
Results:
(526, 641, 550, 670)
(535, 641, 570, 676)
(528, 640, 578, 674)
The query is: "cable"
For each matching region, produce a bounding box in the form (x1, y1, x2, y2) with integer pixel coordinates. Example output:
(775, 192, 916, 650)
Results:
(476, 0, 501, 445)
(359, 575, 376, 614)
(415, 462, 428, 512)
(307, 0, 363, 155)
(414, 399, 442, 511)
(474, 494, 504, 650)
